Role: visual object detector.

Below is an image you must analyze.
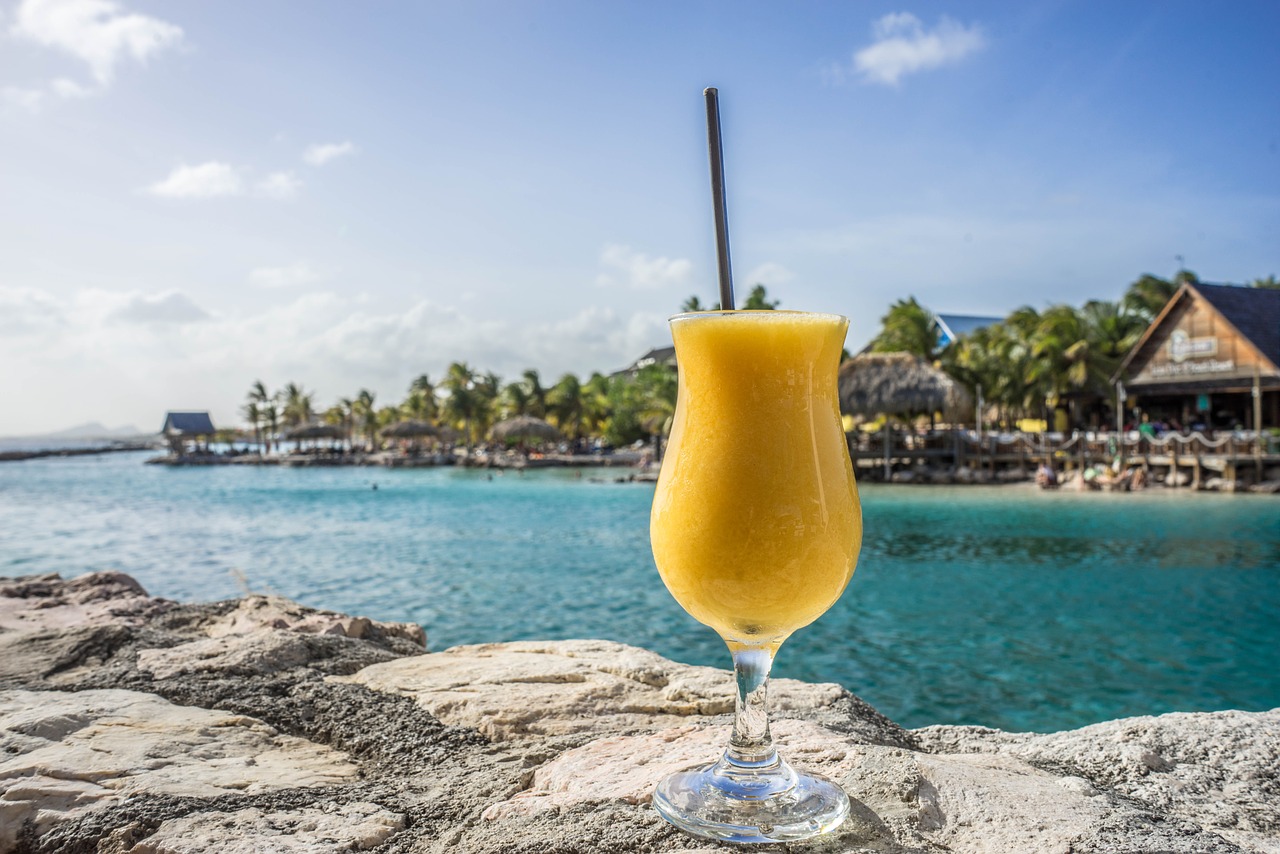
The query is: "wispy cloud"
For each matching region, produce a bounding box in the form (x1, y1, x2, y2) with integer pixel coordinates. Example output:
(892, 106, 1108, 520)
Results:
(10, 0, 183, 86)
(0, 285, 670, 433)
(145, 164, 303, 200)
(596, 244, 692, 290)
(146, 162, 244, 199)
(1, 76, 95, 111)
(743, 262, 794, 288)
(303, 141, 356, 166)
(49, 76, 92, 98)
(256, 171, 302, 200)
(1, 85, 46, 110)
(109, 290, 209, 324)
(840, 12, 986, 87)
(249, 262, 323, 288)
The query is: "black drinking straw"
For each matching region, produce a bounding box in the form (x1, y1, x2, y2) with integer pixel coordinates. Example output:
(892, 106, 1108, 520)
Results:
(704, 87, 736, 310)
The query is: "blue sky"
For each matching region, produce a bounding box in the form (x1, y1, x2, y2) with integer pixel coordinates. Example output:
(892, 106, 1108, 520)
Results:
(2, 0, 1277, 434)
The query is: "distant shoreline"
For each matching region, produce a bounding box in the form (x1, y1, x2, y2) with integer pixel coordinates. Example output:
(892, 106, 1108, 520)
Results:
(0, 443, 156, 463)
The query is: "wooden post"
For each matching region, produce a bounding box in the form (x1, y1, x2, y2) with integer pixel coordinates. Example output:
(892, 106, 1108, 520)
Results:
(883, 421, 892, 482)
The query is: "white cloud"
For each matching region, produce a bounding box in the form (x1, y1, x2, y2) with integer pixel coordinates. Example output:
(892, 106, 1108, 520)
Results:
(847, 12, 985, 86)
(0, 285, 672, 434)
(743, 262, 794, 288)
(109, 290, 209, 324)
(147, 162, 244, 199)
(11, 0, 183, 86)
(0, 286, 66, 335)
(256, 171, 302, 200)
(303, 141, 356, 166)
(1, 85, 46, 110)
(249, 262, 323, 288)
(596, 244, 692, 290)
(49, 76, 92, 98)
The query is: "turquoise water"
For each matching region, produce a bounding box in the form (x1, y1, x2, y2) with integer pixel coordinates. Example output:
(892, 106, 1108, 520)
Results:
(1, 451, 1277, 732)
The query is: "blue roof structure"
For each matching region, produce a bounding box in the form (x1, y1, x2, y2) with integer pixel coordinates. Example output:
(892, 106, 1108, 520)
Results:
(933, 313, 1004, 348)
(161, 411, 215, 435)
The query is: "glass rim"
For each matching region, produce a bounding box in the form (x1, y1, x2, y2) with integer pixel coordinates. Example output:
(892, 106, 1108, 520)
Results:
(668, 309, 848, 324)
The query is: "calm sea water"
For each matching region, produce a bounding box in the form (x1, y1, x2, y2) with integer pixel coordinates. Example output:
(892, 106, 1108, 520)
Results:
(1, 450, 1277, 732)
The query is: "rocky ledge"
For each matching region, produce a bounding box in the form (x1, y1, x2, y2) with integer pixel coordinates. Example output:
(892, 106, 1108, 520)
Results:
(0, 573, 1276, 854)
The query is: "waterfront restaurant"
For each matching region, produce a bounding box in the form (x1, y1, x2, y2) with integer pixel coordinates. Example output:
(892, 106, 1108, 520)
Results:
(1114, 282, 1280, 431)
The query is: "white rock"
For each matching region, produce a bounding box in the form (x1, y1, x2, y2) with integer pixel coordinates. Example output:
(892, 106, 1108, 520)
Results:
(482, 719, 854, 820)
(136, 629, 312, 679)
(122, 802, 404, 853)
(0, 572, 160, 635)
(916, 708, 1280, 842)
(333, 639, 847, 740)
(0, 689, 359, 850)
(207, 595, 425, 647)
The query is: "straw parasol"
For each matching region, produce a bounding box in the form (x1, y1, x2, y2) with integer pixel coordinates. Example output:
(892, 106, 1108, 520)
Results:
(839, 352, 970, 481)
(284, 423, 346, 441)
(838, 352, 969, 419)
(490, 415, 561, 444)
(381, 420, 440, 439)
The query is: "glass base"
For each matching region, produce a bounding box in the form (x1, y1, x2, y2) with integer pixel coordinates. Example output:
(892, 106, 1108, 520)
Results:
(653, 751, 850, 844)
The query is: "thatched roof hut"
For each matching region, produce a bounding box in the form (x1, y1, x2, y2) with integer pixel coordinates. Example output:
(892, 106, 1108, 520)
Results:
(490, 415, 561, 444)
(285, 423, 346, 440)
(839, 352, 969, 418)
(381, 420, 439, 439)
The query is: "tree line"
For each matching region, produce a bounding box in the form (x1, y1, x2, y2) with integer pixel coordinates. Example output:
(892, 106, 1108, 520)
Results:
(237, 271, 1275, 449)
(238, 283, 790, 452)
(241, 362, 677, 452)
(869, 271, 1278, 429)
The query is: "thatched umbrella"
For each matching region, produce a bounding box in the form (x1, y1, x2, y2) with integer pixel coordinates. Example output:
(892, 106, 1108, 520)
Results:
(839, 352, 968, 418)
(838, 352, 970, 479)
(381, 420, 440, 439)
(285, 423, 346, 440)
(490, 415, 561, 445)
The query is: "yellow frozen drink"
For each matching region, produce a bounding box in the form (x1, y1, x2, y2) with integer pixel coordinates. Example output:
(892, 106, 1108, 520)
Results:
(650, 311, 861, 650)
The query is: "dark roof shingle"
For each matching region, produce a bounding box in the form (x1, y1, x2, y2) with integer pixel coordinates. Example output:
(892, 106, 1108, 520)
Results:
(162, 411, 215, 435)
(1193, 283, 1280, 366)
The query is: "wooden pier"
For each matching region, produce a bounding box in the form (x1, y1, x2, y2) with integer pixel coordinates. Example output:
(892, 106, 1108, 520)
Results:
(849, 428, 1280, 490)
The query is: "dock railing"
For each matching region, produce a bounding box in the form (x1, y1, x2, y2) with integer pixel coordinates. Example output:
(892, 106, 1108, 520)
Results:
(848, 427, 1280, 476)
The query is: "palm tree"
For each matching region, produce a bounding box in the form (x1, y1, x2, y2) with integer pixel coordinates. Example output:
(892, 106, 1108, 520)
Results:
(1078, 300, 1145, 388)
(741, 284, 780, 310)
(522, 369, 547, 418)
(245, 380, 271, 453)
(353, 389, 378, 450)
(871, 297, 938, 360)
(1122, 274, 1182, 322)
(401, 388, 438, 423)
(498, 381, 532, 420)
(1028, 305, 1092, 426)
(262, 399, 280, 454)
(581, 372, 614, 440)
(321, 404, 347, 449)
(474, 372, 502, 441)
(634, 364, 678, 459)
(279, 382, 315, 431)
(241, 401, 263, 452)
(681, 295, 717, 312)
(442, 362, 480, 446)
(547, 373, 586, 440)
(337, 397, 356, 449)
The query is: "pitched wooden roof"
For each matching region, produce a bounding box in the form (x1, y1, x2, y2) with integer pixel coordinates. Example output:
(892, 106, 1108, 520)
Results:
(1115, 283, 1280, 389)
(161, 411, 215, 435)
(1194, 283, 1280, 367)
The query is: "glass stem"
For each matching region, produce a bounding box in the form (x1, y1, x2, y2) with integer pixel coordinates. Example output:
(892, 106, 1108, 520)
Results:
(728, 646, 777, 765)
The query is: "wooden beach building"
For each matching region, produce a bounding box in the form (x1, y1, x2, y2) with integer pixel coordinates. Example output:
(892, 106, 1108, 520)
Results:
(161, 411, 216, 456)
(1114, 282, 1280, 431)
